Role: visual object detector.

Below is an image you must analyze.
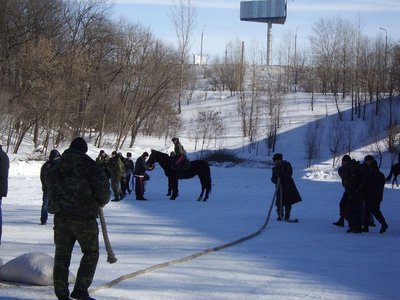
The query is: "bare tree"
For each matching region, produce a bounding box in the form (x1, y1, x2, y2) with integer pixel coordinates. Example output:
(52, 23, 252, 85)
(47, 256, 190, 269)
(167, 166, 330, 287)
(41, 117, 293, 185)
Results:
(170, 0, 197, 114)
(192, 110, 225, 157)
(328, 116, 347, 167)
(303, 120, 323, 167)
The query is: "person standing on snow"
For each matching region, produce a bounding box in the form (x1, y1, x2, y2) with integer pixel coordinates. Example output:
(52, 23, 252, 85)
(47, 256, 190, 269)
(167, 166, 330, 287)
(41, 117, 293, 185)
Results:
(46, 137, 110, 300)
(0, 144, 9, 245)
(39, 149, 61, 225)
(134, 152, 153, 200)
(333, 155, 352, 227)
(95, 150, 110, 179)
(271, 153, 302, 221)
(361, 155, 388, 233)
(340, 157, 364, 233)
(107, 151, 126, 202)
(123, 152, 134, 194)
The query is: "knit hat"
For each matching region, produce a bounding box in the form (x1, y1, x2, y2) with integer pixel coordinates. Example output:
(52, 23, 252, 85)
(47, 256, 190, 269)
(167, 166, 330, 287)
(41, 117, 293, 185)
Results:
(272, 153, 283, 161)
(69, 137, 88, 153)
(342, 155, 351, 162)
(143, 152, 149, 157)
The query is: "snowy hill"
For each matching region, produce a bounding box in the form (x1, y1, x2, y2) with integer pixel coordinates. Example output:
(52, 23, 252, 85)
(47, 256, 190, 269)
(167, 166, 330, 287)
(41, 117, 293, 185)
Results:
(1, 90, 400, 300)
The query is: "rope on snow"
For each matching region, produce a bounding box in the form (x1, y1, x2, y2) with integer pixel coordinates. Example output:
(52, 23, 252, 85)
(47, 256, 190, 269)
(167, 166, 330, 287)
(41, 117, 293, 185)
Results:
(91, 179, 280, 294)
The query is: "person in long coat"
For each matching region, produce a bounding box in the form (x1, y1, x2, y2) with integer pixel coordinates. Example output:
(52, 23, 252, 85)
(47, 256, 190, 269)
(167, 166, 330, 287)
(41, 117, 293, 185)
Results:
(271, 153, 302, 221)
(362, 156, 388, 233)
(40, 149, 61, 225)
(0, 144, 10, 245)
(341, 158, 364, 233)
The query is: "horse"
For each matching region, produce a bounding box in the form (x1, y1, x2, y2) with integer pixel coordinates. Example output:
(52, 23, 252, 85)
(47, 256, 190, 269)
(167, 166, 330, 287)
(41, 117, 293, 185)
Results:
(386, 163, 400, 188)
(147, 149, 212, 201)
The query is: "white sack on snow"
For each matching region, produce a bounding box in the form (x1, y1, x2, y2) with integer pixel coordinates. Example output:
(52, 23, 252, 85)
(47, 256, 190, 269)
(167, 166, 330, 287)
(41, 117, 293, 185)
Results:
(0, 252, 75, 286)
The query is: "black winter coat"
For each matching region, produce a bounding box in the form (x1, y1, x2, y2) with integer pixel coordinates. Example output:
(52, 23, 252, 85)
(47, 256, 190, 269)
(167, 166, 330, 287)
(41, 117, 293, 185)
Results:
(134, 155, 152, 176)
(363, 166, 385, 204)
(271, 160, 302, 206)
(0, 146, 9, 197)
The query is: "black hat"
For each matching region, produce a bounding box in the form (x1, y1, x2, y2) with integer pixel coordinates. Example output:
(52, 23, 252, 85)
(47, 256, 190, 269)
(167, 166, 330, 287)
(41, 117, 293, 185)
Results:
(70, 137, 88, 153)
(364, 155, 375, 162)
(49, 149, 61, 162)
(127, 152, 132, 157)
(99, 150, 105, 155)
(342, 155, 351, 162)
(172, 137, 179, 142)
(111, 151, 117, 156)
(143, 152, 149, 157)
(272, 153, 283, 161)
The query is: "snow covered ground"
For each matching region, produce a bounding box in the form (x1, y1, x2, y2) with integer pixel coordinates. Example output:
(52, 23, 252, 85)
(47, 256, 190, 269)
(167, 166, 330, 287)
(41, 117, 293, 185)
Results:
(1, 91, 400, 299)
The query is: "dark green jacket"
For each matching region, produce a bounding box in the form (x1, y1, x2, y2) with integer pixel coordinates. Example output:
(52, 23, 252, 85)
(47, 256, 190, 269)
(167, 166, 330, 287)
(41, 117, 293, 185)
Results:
(47, 148, 110, 218)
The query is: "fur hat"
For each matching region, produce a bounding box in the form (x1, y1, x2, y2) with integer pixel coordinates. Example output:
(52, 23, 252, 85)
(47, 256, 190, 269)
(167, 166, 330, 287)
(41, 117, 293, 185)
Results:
(364, 155, 375, 162)
(49, 149, 61, 162)
(272, 153, 283, 161)
(69, 137, 88, 153)
(342, 155, 351, 162)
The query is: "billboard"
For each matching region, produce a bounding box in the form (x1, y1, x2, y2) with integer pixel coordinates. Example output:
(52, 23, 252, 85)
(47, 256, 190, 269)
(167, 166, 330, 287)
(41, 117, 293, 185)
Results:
(240, 0, 287, 24)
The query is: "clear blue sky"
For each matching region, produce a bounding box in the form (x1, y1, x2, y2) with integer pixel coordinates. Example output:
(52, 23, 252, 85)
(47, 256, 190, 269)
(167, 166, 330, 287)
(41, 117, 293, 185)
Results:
(111, 0, 400, 63)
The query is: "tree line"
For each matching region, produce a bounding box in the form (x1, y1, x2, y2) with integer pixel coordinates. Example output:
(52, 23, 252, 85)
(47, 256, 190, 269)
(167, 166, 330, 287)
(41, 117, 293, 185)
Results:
(1, 1, 399, 161)
(0, 0, 183, 153)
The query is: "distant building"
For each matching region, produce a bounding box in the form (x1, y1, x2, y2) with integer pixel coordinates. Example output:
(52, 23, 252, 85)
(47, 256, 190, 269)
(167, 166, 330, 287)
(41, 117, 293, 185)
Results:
(193, 54, 208, 65)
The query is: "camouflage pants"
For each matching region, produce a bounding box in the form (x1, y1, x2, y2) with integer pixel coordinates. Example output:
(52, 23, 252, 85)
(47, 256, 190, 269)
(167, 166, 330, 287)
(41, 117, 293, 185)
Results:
(110, 175, 122, 195)
(53, 214, 99, 299)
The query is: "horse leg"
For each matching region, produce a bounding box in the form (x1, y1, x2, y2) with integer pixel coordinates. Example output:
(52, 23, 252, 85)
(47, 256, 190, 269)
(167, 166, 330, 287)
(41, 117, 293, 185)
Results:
(197, 186, 205, 201)
(170, 177, 179, 200)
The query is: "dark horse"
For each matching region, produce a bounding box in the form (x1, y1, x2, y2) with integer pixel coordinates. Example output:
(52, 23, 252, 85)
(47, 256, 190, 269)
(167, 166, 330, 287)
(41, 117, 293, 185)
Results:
(147, 149, 212, 201)
(386, 163, 400, 187)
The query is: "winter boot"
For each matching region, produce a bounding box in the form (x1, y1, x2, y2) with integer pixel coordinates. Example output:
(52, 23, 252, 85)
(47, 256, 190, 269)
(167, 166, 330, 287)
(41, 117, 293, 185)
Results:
(333, 217, 344, 227)
(379, 223, 388, 233)
(111, 194, 120, 202)
(70, 289, 96, 300)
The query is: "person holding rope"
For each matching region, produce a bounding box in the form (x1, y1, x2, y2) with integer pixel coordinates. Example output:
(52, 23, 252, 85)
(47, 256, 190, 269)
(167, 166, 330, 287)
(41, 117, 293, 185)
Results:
(271, 153, 302, 221)
(134, 152, 153, 201)
(46, 137, 110, 300)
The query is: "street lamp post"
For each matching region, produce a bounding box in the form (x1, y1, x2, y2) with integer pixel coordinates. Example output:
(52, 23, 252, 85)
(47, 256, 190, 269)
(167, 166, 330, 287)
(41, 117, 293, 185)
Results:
(379, 27, 388, 89)
(294, 27, 298, 93)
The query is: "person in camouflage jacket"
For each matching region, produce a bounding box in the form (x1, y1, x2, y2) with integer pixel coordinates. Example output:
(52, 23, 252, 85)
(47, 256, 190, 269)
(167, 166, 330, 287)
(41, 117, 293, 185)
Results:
(47, 137, 110, 300)
(107, 151, 126, 202)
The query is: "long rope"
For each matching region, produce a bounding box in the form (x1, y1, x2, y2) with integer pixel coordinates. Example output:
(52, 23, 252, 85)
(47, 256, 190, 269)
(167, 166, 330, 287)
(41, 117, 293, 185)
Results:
(90, 179, 280, 294)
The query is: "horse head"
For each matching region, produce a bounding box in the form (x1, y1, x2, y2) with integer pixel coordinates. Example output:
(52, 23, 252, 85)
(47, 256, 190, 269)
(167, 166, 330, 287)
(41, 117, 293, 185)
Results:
(147, 149, 157, 167)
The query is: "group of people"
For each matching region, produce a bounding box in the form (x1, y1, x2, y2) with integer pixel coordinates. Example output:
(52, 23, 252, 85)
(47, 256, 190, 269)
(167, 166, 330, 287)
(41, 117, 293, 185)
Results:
(0, 137, 394, 300)
(95, 150, 138, 201)
(333, 154, 389, 234)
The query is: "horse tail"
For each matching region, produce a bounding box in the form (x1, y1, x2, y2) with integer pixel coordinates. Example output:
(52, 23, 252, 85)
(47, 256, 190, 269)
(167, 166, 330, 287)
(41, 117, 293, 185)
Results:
(205, 165, 212, 195)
